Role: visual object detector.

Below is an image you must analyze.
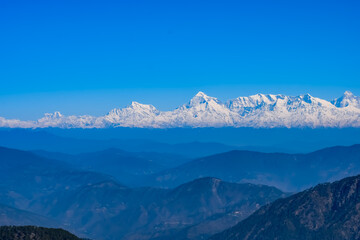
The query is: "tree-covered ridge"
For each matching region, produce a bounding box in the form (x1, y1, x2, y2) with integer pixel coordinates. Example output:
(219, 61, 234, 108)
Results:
(210, 174, 360, 240)
(0, 226, 81, 240)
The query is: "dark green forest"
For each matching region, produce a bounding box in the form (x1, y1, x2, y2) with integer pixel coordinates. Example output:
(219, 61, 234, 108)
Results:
(0, 226, 81, 240)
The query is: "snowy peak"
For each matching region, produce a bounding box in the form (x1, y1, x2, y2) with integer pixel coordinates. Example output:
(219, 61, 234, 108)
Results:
(331, 91, 360, 108)
(299, 93, 313, 103)
(291, 93, 326, 106)
(230, 93, 278, 105)
(107, 101, 158, 116)
(344, 90, 354, 97)
(1, 91, 360, 129)
(169, 92, 235, 127)
(195, 91, 208, 98)
(186, 91, 222, 108)
(226, 93, 284, 112)
(42, 111, 64, 119)
(127, 101, 158, 112)
(104, 101, 160, 127)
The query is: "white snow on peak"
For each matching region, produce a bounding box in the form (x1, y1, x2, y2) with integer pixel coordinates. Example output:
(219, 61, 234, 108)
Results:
(43, 111, 63, 119)
(171, 91, 235, 127)
(226, 93, 284, 111)
(344, 90, 354, 97)
(1, 91, 360, 129)
(103, 101, 160, 127)
(331, 91, 360, 108)
(185, 91, 221, 108)
(195, 91, 208, 97)
(128, 101, 157, 110)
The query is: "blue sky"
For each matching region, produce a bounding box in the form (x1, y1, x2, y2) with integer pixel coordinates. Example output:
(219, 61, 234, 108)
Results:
(1, 0, 360, 119)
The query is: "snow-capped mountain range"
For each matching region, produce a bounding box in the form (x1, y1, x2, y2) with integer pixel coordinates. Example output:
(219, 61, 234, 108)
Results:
(1, 91, 360, 129)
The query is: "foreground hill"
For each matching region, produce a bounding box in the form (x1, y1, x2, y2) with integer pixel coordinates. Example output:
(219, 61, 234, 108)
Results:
(151, 144, 360, 191)
(0, 226, 80, 240)
(50, 178, 286, 240)
(210, 174, 360, 240)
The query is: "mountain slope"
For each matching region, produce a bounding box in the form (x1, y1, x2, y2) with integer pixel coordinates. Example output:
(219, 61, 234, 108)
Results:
(1, 91, 360, 128)
(331, 90, 360, 108)
(32, 148, 181, 186)
(150, 144, 360, 191)
(210, 174, 360, 240)
(0, 146, 115, 216)
(0, 204, 58, 227)
(49, 178, 286, 240)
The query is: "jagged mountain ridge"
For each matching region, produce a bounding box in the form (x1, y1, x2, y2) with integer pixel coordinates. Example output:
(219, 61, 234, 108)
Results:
(1, 91, 360, 128)
(0, 146, 286, 240)
(148, 144, 360, 192)
(48, 177, 286, 240)
(209, 174, 360, 240)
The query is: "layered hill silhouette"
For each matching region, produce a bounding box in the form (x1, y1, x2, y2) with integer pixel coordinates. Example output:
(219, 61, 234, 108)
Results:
(150, 144, 360, 191)
(0, 146, 115, 216)
(0, 145, 287, 240)
(210, 174, 360, 240)
(31, 143, 360, 191)
(0, 129, 237, 157)
(33, 148, 190, 186)
(2, 128, 360, 156)
(48, 177, 285, 240)
(2, 144, 360, 239)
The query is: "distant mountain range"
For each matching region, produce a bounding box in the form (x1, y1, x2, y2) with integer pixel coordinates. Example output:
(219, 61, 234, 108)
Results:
(149, 144, 360, 192)
(1, 91, 360, 128)
(210, 174, 360, 240)
(31, 143, 360, 192)
(0, 129, 238, 157)
(33, 148, 190, 186)
(3, 128, 360, 155)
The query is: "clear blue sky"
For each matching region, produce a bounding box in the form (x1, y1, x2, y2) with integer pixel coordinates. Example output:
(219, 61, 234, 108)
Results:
(1, 0, 359, 119)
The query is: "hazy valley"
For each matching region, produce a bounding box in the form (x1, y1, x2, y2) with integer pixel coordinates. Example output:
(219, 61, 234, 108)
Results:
(1, 129, 360, 239)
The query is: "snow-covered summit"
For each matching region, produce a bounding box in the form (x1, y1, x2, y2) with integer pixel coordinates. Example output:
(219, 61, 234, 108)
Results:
(103, 101, 160, 127)
(1, 91, 360, 129)
(171, 92, 235, 127)
(43, 111, 63, 119)
(331, 91, 360, 108)
(128, 101, 158, 111)
(182, 91, 221, 108)
(181, 91, 224, 109)
(226, 93, 284, 114)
